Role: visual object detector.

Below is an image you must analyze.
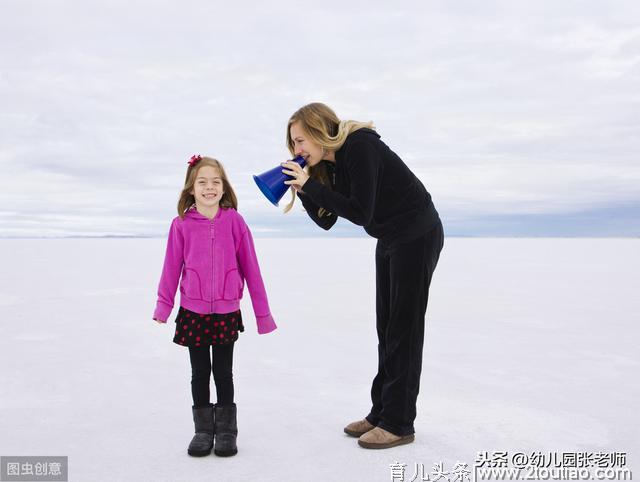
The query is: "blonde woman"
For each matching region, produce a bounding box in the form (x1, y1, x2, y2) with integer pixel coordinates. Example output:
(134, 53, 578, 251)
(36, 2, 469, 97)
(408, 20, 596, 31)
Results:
(281, 103, 444, 449)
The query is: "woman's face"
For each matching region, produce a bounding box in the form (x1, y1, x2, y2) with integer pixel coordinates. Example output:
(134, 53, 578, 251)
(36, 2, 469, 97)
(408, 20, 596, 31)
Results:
(289, 121, 324, 167)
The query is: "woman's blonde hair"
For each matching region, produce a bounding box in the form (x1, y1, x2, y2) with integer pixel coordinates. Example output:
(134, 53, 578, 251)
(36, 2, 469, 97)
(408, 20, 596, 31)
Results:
(284, 102, 374, 213)
(177, 157, 238, 217)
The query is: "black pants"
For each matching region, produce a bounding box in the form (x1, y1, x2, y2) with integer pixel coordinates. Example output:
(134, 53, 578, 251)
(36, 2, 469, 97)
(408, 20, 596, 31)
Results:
(188, 344, 234, 408)
(366, 220, 444, 436)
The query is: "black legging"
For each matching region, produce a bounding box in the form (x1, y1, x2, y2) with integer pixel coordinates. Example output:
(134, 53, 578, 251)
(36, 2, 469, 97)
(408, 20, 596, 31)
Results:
(188, 344, 234, 407)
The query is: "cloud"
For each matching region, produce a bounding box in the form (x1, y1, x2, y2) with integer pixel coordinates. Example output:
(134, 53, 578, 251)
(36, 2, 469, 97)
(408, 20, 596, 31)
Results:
(1, 0, 639, 236)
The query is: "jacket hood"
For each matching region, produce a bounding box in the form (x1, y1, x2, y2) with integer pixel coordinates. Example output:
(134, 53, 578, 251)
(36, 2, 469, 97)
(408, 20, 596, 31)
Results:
(183, 206, 225, 221)
(335, 128, 381, 160)
(351, 127, 381, 140)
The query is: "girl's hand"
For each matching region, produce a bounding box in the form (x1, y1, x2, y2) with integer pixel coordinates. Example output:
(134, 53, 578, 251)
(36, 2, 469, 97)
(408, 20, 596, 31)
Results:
(153, 318, 166, 324)
(281, 161, 309, 192)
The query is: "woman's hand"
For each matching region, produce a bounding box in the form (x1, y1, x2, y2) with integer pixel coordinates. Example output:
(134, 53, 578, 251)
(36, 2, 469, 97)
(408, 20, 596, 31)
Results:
(153, 318, 166, 324)
(281, 161, 309, 192)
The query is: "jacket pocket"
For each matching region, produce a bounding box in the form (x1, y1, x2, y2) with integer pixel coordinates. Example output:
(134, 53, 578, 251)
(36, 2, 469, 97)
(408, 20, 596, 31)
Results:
(180, 267, 204, 300)
(222, 269, 243, 300)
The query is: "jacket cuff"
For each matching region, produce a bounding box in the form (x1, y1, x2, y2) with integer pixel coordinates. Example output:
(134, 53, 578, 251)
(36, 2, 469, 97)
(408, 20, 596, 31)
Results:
(301, 178, 321, 200)
(256, 314, 277, 335)
(153, 303, 172, 322)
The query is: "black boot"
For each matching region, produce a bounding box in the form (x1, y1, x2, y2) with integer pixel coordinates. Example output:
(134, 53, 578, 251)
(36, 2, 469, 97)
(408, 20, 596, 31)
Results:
(188, 404, 214, 456)
(214, 403, 238, 457)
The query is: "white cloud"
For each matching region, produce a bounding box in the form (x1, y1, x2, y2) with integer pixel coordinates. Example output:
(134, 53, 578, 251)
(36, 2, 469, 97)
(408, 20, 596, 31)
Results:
(1, 0, 638, 236)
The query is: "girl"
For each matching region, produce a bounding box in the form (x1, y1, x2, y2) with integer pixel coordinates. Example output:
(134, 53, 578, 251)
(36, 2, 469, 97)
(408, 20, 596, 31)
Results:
(281, 103, 443, 449)
(153, 155, 277, 458)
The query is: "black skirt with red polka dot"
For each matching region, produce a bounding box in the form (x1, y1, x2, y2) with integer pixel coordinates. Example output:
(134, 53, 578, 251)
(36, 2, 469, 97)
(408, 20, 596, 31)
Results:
(173, 306, 244, 347)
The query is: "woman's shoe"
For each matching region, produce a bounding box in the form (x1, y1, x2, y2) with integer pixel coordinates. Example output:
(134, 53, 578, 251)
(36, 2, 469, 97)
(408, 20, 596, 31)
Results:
(344, 418, 375, 437)
(358, 426, 415, 449)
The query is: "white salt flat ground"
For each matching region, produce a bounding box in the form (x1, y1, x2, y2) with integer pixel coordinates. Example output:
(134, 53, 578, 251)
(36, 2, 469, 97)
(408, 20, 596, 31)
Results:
(0, 237, 638, 482)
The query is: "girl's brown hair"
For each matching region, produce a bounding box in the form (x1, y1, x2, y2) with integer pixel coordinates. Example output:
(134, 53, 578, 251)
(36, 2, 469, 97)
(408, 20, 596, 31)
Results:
(177, 157, 238, 217)
(284, 102, 374, 213)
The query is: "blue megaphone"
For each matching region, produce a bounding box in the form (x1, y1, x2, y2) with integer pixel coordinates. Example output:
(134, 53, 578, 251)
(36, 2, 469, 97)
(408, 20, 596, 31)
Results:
(253, 156, 307, 206)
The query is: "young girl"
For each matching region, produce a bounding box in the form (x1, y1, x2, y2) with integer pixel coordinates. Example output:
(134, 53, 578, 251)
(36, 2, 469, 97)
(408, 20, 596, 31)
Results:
(153, 154, 277, 458)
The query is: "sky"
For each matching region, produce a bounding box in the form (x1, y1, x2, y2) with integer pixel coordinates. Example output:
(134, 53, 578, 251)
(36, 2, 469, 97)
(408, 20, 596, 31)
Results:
(1, 0, 639, 237)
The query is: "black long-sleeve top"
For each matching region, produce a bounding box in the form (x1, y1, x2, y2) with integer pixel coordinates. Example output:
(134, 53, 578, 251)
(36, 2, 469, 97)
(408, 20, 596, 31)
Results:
(298, 128, 440, 244)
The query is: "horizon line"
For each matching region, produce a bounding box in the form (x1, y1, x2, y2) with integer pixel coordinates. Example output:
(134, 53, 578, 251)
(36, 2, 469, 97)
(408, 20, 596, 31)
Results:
(1, 234, 639, 240)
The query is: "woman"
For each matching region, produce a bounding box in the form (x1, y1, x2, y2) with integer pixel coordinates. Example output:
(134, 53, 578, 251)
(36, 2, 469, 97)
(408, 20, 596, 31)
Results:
(281, 102, 444, 449)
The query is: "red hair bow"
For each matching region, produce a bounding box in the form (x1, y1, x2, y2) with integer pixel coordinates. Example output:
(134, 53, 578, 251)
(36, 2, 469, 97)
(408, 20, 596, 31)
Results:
(188, 154, 202, 167)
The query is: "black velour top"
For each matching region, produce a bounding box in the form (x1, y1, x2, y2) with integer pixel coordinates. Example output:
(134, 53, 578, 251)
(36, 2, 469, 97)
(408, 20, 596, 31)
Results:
(298, 128, 440, 244)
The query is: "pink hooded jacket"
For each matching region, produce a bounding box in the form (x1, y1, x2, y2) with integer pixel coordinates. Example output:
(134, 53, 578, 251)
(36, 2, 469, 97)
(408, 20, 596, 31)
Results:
(153, 207, 277, 334)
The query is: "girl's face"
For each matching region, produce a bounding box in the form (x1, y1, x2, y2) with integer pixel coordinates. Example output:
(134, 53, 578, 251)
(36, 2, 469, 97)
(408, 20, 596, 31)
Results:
(191, 165, 224, 209)
(290, 121, 324, 167)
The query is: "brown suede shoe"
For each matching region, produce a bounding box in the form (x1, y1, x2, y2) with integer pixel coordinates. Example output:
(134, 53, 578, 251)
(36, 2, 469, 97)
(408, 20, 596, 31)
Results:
(343, 418, 375, 437)
(358, 427, 415, 449)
